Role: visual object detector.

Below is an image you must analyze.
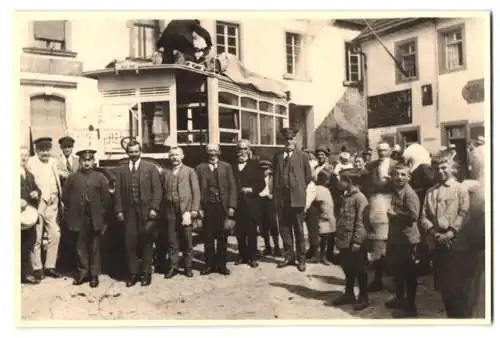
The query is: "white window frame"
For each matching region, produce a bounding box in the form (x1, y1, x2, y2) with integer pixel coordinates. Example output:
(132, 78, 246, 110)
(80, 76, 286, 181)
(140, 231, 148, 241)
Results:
(216, 21, 240, 59)
(345, 42, 362, 83)
(285, 32, 302, 76)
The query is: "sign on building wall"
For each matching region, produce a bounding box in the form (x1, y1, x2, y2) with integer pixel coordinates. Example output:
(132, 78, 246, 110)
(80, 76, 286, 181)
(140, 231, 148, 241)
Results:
(367, 89, 412, 128)
(462, 78, 484, 104)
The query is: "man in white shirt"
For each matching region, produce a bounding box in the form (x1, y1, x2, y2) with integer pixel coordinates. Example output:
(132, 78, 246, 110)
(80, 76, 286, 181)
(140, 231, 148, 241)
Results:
(26, 137, 63, 279)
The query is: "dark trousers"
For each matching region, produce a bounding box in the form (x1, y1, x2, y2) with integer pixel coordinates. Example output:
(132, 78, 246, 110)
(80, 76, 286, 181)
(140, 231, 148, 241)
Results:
(339, 247, 368, 296)
(389, 244, 419, 309)
(166, 203, 193, 270)
(57, 221, 77, 272)
(236, 200, 258, 261)
(278, 192, 306, 262)
(21, 227, 36, 277)
(306, 202, 321, 252)
(203, 203, 228, 268)
(260, 198, 280, 249)
(76, 215, 102, 277)
(441, 250, 484, 318)
(124, 207, 155, 275)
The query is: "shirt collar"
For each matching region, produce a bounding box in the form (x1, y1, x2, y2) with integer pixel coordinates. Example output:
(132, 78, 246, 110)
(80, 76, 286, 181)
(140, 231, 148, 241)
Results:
(440, 178, 456, 187)
(129, 159, 141, 170)
(344, 186, 360, 197)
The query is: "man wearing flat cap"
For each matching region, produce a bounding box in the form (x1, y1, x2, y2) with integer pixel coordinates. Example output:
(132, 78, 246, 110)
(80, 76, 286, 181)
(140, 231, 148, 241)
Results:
(57, 136, 79, 186)
(26, 137, 63, 280)
(62, 149, 111, 288)
(258, 159, 281, 256)
(362, 148, 373, 164)
(56, 136, 80, 272)
(272, 127, 312, 272)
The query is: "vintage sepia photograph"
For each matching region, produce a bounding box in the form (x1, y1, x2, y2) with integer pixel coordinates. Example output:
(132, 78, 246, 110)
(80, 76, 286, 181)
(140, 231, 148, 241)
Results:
(13, 10, 491, 324)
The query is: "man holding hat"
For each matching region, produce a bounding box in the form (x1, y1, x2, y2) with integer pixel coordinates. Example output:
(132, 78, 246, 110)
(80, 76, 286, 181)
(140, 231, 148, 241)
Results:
(196, 143, 238, 275)
(26, 137, 63, 280)
(57, 136, 79, 186)
(272, 127, 312, 272)
(62, 149, 111, 288)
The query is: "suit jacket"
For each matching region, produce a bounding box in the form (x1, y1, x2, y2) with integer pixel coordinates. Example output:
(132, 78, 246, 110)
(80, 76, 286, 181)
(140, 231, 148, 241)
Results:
(233, 159, 266, 223)
(196, 160, 237, 213)
(26, 156, 62, 203)
(157, 20, 212, 51)
(364, 158, 398, 197)
(56, 153, 80, 180)
(162, 164, 201, 214)
(114, 159, 163, 221)
(272, 148, 313, 208)
(21, 169, 41, 208)
(62, 169, 111, 231)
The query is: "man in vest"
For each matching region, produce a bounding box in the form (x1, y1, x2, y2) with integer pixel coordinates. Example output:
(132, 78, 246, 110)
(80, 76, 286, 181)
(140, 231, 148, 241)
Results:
(114, 140, 162, 287)
(162, 146, 200, 279)
(196, 144, 238, 275)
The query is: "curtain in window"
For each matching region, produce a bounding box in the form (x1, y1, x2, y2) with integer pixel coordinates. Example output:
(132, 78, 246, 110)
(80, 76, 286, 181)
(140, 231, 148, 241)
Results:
(446, 43, 461, 69)
(260, 115, 273, 145)
(33, 21, 65, 40)
(241, 110, 258, 144)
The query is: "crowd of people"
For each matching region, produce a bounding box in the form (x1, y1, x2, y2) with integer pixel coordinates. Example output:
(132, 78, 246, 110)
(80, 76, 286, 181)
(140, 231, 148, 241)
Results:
(20, 128, 486, 320)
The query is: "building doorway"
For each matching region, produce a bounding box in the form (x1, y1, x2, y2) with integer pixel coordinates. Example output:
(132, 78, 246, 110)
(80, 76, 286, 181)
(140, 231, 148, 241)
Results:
(398, 127, 421, 149)
(443, 123, 468, 179)
(289, 104, 312, 150)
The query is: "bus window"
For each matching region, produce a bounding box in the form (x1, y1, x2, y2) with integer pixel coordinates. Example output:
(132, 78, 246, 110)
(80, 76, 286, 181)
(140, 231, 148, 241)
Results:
(219, 107, 239, 129)
(141, 101, 170, 153)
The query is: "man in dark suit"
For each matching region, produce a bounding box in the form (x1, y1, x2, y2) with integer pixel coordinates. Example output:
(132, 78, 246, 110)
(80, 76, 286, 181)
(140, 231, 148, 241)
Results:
(20, 146, 41, 284)
(162, 146, 200, 279)
(233, 140, 266, 268)
(272, 128, 313, 272)
(62, 149, 111, 288)
(196, 144, 237, 276)
(156, 19, 212, 64)
(114, 140, 162, 287)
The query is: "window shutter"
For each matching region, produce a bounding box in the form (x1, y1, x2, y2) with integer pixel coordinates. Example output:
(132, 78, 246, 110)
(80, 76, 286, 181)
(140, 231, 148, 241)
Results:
(30, 95, 67, 153)
(33, 21, 65, 41)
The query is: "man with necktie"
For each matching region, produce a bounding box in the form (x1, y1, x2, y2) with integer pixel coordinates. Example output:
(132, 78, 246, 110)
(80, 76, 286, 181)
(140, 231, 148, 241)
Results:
(233, 139, 265, 268)
(56, 136, 80, 272)
(62, 149, 111, 288)
(272, 128, 313, 272)
(114, 140, 162, 287)
(26, 137, 63, 280)
(196, 144, 237, 275)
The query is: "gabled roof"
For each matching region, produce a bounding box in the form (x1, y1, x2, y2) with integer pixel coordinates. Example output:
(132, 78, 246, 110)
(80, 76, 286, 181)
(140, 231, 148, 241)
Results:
(351, 18, 435, 44)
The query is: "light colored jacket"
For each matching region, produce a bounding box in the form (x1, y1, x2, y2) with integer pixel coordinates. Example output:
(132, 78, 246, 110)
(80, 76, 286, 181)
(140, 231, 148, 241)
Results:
(56, 153, 80, 179)
(26, 156, 62, 203)
(305, 182, 336, 234)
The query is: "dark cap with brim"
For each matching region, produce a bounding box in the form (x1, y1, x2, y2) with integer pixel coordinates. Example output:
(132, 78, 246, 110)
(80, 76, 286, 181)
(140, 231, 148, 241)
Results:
(315, 145, 330, 156)
(338, 168, 362, 179)
(59, 136, 75, 147)
(259, 159, 272, 168)
(34, 137, 53, 150)
(280, 127, 298, 140)
(76, 149, 97, 160)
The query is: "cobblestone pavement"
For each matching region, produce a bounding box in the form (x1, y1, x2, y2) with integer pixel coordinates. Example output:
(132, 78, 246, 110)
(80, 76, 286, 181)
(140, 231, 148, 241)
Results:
(20, 237, 446, 321)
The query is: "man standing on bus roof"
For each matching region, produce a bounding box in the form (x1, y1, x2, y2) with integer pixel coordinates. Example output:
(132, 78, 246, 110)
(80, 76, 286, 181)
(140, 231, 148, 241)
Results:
(114, 140, 162, 287)
(272, 127, 313, 272)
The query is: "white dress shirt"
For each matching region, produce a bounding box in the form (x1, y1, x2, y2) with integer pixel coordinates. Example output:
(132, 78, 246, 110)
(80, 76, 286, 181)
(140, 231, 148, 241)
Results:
(129, 159, 141, 172)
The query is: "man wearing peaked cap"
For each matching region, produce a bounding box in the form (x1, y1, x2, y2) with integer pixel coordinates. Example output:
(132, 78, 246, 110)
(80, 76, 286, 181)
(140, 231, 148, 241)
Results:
(259, 159, 272, 169)
(62, 148, 110, 288)
(26, 136, 63, 280)
(362, 148, 373, 164)
(56, 136, 81, 273)
(272, 127, 312, 272)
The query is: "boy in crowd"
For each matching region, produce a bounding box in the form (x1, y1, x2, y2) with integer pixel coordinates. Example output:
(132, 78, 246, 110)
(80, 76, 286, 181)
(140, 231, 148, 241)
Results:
(329, 168, 370, 311)
(386, 163, 421, 317)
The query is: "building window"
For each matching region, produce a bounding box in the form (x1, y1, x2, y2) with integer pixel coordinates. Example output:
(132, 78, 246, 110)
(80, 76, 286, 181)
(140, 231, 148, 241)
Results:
(33, 21, 66, 50)
(285, 32, 302, 75)
(131, 20, 159, 59)
(439, 24, 467, 74)
(29, 95, 67, 152)
(216, 21, 240, 58)
(395, 38, 418, 83)
(345, 42, 362, 82)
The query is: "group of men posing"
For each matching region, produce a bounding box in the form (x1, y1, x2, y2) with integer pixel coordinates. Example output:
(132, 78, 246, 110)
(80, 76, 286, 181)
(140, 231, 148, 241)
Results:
(20, 127, 485, 319)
